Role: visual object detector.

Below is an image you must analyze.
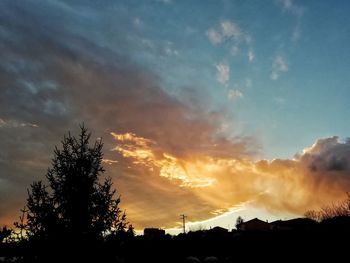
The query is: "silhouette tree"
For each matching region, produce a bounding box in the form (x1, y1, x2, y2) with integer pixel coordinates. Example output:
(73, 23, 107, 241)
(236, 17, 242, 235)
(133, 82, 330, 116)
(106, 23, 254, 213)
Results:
(127, 224, 135, 237)
(305, 193, 350, 221)
(235, 216, 244, 230)
(0, 226, 12, 243)
(23, 125, 126, 242)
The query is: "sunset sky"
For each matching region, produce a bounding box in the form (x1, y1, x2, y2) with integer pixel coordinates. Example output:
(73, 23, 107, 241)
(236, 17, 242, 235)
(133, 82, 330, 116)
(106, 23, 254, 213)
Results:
(1, 0, 350, 233)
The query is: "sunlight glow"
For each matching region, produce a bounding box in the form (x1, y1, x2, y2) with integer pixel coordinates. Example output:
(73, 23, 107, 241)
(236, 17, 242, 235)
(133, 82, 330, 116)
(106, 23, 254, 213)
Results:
(111, 132, 216, 187)
(111, 132, 350, 230)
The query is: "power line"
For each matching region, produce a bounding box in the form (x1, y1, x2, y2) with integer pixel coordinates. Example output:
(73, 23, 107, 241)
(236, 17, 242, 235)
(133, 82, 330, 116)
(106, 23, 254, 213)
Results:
(180, 214, 187, 234)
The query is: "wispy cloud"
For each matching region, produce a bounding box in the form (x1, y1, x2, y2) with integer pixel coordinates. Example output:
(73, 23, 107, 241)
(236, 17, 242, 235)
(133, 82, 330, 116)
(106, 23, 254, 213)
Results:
(248, 50, 254, 62)
(207, 19, 254, 63)
(102, 159, 119, 165)
(221, 20, 241, 40)
(207, 20, 243, 45)
(276, 0, 304, 42)
(227, 89, 243, 100)
(245, 78, 252, 88)
(111, 132, 216, 188)
(215, 62, 230, 86)
(278, 0, 293, 11)
(292, 20, 302, 42)
(230, 45, 239, 56)
(0, 118, 38, 128)
(136, 37, 179, 58)
(273, 97, 286, 105)
(133, 17, 142, 27)
(164, 45, 179, 56)
(155, 0, 172, 4)
(270, 55, 288, 80)
(277, 0, 303, 16)
(206, 28, 223, 45)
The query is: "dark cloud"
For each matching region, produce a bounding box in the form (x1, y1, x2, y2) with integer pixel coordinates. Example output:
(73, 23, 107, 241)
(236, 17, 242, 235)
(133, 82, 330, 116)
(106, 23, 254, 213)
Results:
(300, 136, 350, 172)
(0, 1, 253, 228)
(252, 137, 350, 215)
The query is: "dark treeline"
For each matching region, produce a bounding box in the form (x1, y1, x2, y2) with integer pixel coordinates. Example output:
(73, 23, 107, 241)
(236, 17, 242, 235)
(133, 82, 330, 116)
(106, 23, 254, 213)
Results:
(1, 125, 350, 262)
(1, 219, 350, 262)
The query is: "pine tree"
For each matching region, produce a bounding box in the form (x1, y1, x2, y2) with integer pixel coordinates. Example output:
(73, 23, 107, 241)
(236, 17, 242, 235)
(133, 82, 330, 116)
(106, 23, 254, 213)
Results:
(24, 125, 126, 242)
(0, 226, 12, 243)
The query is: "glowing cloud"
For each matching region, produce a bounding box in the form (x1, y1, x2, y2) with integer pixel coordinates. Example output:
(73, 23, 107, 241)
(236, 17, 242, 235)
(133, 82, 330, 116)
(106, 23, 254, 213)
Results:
(111, 132, 215, 188)
(109, 132, 350, 229)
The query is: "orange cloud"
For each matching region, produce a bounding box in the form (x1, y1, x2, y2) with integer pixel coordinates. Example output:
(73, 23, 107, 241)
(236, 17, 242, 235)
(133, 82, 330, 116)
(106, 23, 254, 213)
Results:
(111, 132, 216, 188)
(107, 134, 350, 229)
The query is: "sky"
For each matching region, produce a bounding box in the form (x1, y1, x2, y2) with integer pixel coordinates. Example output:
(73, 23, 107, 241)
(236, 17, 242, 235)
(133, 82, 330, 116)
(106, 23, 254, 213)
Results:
(1, 0, 350, 234)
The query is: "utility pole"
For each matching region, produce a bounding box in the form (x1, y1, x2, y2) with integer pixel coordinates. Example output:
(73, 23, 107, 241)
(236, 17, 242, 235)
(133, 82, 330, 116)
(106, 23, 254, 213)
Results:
(180, 214, 187, 234)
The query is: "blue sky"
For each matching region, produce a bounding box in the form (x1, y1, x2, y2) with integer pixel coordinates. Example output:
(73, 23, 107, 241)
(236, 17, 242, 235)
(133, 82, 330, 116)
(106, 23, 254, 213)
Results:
(1, 0, 350, 231)
(52, 0, 350, 159)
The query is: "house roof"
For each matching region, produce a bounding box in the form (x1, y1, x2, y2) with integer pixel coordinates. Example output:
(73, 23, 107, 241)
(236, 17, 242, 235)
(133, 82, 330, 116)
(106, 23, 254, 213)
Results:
(211, 226, 228, 231)
(242, 218, 268, 224)
(270, 218, 316, 228)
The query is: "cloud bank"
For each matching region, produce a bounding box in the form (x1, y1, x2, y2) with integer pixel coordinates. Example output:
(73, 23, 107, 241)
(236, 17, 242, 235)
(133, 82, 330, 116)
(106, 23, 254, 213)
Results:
(0, 1, 349, 230)
(109, 131, 350, 228)
(0, 1, 253, 228)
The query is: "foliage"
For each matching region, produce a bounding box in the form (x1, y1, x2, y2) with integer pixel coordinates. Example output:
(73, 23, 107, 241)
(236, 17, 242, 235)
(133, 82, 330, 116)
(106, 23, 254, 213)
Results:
(235, 216, 244, 229)
(20, 125, 127, 241)
(127, 224, 135, 237)
(305, 193, 350, 221)
(0, 226, 12, 243)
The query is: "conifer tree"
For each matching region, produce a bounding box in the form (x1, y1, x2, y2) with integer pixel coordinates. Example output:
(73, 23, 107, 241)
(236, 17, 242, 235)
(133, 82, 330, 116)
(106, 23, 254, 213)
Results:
(24, 125, 126, 241)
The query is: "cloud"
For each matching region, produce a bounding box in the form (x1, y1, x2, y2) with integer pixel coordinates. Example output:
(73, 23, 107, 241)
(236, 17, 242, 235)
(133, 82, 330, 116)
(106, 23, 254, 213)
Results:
(111, 132, 216, 188)
(102, 159, 119, 165)
(164, 46, 179, 56)
(278, 0, 293, 11)
(245, 78, 252, 88)
(109, 133, 350, 227)
(206, 28, 222, 45)
(248, 50, 254, 62)
(292, 21, 301, 42)
(253, 137, 350, 214)
(273, 97, 286, 105)
(215, 63, 230, 86)
(277, 0, 303, 16)
(300, 136, 350, 172)
(227, 89, 243, 100)
(276, 0, 304, 42)
(0, 1, 254, 228)
(207, 20, 254, 66)
(155, 0, 172, 3)
(220, 20, 241, 40)
(0, 118, 38, 128)
(1, 1, 349, 231)
(230, 45, 239, 56)
(270, 55, 288, 80)
(206, 20, 243, 45)
(133, 17, 142, 27)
